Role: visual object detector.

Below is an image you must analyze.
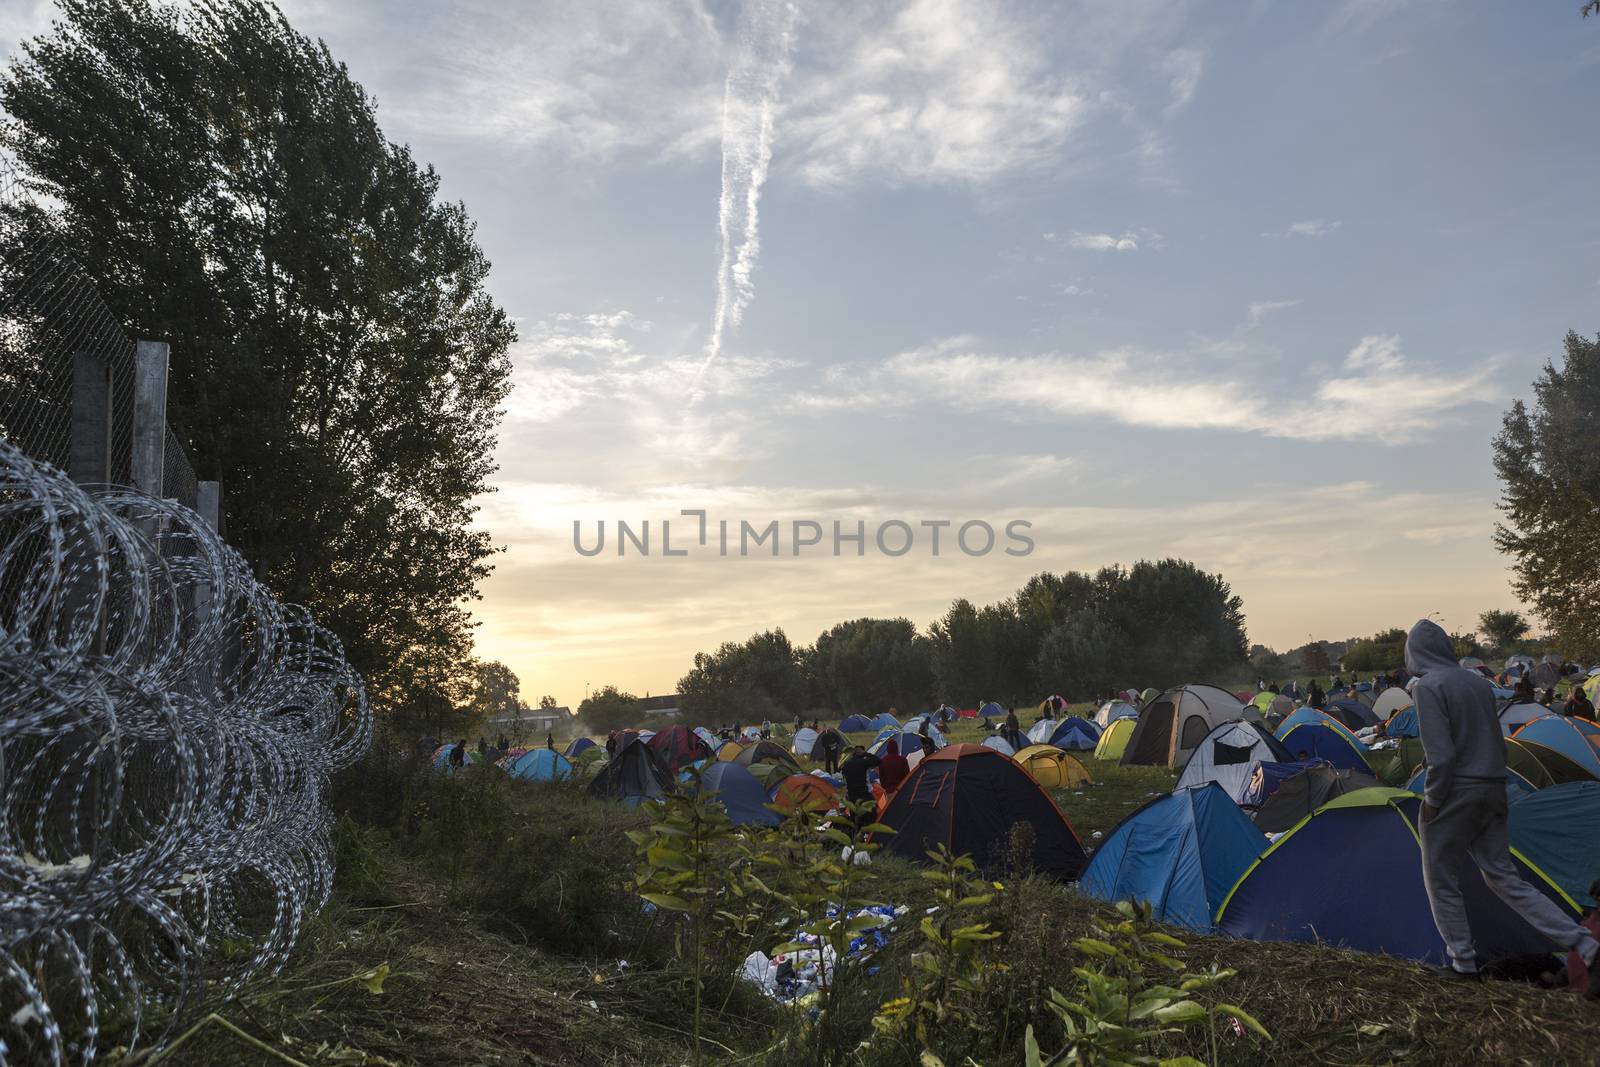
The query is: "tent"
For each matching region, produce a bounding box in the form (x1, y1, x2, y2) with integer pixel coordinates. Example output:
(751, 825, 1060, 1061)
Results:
(1275, 707, 1361, 743)
(872, 730, 941, 758)
(432, 743, 475, 772)
(1508, 781, 1600, 907)
(1094, 700, 1140, 727)
(588, 739, 672, 804)
(1039, 695, 1067, 717)
(872, 725, 901, 745)
(503, 748, 573, 782)
(1094, 718, 1136, 762)
(1218, 789, 1579, 965)
(791, 727, 820, 757)
(1251, 764, 1381, 833)
(875, 745, 1087, 879)
(978, 701, 1006, 718)
(869, 712, 902, 731)
(1079, 784, 1268, 932)
(1405, 764, 1534, 802)
(735, 739, 802, 774)
(1505, 653, 1536, 672)
(1504, 738, 1598, 788)
(771, 773, 840, 815)
(1384, 706, 1419, 738)
(1323, 699, 1379, 730)
(1238, 759, 1330, 809)
(1121, 685, 1256, 769)
(563, 737, 596, 759)
(1027, 718, 1061, 744)
(1172, 721, 1292, 799)
(1498, 701, 1547, 735)
(1012, 744, 1092, 788)
(1046, 717, 1101, 751)
(980, 734, 1017, 757)
(699, 762, 780, 827)
(1277, 721, 1374, 774)
(838, 714, 873, 733)
(1347, 687, 1378, 710)
(693, 726, 720, 748)
(648, 725, 713, 775)
(1530, 662, 1561, 689)
(900, 718, 948, 745)
(1512, 717, 1600, 778)
(1249, 692, 1295, 720)
(716, 740, 745, 762)
(1369, 736, 1427, 786)
(1370, 687, 1412, 720)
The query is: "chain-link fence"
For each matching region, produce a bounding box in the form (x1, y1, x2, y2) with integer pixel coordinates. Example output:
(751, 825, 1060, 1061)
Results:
(0, 155, 370, 1066)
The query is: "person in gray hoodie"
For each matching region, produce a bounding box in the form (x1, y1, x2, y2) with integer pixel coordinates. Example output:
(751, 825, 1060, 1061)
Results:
(1408, 618, 1600, 985)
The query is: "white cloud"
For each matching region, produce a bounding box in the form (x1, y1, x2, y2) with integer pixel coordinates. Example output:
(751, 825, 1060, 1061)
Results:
(1269, 219, 1343, 238)
(1070, 231, 1154, 252)
(1276, 335, 1499, 444)
(789, 0, 1088, 186)
(1244, 299, 1301, 330)
(1160, 47, 1205, 115)
(1062, 284, 1094, 297)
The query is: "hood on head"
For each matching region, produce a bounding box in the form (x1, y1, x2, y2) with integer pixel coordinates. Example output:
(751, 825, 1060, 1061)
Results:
(1405, 619, 1458, 676)
(885, 738, 898, 757)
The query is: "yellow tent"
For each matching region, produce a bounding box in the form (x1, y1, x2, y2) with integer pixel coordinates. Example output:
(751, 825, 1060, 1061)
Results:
(1584, 673, 1600, 700)
(1013, 744, 1092, 788)
(717, 741, 744, 762)
(1093, 717, 1136, 761)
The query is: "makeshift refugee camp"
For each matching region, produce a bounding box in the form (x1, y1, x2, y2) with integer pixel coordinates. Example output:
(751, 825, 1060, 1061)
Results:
(1079, 783, 1267, 932)
(1218, 789, 1579, 966)
(1121, 684, 1255, 769)
(1172, 721, 1292, 799)
(1011, 744, 1092, 788)
(875, 745, 1087, 879)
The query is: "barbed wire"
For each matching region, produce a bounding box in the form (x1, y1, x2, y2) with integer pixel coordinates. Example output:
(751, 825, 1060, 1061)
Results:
(0, 158, 371, 1064)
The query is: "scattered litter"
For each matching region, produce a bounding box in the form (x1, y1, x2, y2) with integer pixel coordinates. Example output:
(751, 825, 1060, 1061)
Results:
(742, 904, 906, 1003)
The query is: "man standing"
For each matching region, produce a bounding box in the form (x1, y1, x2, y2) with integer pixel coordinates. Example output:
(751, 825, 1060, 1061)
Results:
(840, 745, 881, 810)
(877, 738, 909, 795)
(1408, 618, 1600, 986)
(819, 727, 845, 775)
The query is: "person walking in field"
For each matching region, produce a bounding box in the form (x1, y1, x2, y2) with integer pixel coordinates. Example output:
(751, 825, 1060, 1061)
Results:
(1407, 618, 1600, 988)
(819, 727, 844, 775)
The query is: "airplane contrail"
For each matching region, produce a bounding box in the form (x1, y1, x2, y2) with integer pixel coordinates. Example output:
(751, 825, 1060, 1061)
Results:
(696, 0, 799, 393)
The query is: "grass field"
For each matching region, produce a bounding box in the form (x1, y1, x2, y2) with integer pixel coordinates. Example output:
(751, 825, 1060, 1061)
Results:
(148, 717, 1600, 1067)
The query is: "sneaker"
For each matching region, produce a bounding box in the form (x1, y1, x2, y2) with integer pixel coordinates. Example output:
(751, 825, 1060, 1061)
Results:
(1426, 963, 1481, 982)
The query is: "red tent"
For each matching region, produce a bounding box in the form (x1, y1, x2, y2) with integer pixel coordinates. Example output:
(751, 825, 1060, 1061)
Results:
(646, 724, 711, 775)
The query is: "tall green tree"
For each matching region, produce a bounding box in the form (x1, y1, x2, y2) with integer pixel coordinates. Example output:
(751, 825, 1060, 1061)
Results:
(1477, 609, 1530, 654)
(677, 629, 804, 724)
(1, 0, 514, 710)
(1493, 332, 1600, 659)
(577, 686, 642, 735)
(810, 617, 933, 713)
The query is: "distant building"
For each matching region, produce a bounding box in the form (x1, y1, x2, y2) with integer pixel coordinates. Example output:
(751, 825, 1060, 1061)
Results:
(485, 705, 571, 737)
(639, 694, 681, 717)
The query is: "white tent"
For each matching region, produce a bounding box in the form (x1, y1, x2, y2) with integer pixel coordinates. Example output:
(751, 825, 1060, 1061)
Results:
(1371, 687, 1412, 721)
(1172, 720, 1289, 799)
(1122, 684, 1258, 769)
(1027, 719, 1059, 744)
(1094, 700, 1140, 727)
(791, 727, 820, 757)
(1498, 702, 1546, 735)
(980, 734, 1016, 757)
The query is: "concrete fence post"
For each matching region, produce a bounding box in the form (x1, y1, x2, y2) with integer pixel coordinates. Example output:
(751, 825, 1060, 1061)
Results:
(131, 340, 168, 499)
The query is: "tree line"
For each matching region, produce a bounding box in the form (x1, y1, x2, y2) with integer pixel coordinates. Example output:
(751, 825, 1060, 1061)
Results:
(656, 558, 1249, 726)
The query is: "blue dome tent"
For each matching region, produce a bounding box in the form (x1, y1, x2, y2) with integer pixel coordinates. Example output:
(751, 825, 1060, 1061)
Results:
(1079, 783, 1267, 932)
(504, 748, 573, 782)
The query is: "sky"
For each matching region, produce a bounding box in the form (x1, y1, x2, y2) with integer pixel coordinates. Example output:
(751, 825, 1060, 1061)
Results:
(9, 0, 1599, 707)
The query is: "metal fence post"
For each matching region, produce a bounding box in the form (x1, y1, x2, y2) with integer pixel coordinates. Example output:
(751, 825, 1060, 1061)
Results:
(131, 340, 168, 499)
(69, 352, 113, 484)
